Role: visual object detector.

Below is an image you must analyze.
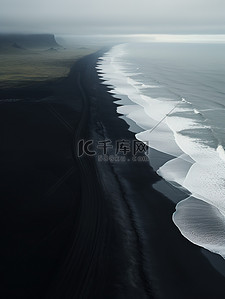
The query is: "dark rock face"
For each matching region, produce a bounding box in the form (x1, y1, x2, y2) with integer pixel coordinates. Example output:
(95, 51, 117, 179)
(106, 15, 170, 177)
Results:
(0, 33, 61, 49)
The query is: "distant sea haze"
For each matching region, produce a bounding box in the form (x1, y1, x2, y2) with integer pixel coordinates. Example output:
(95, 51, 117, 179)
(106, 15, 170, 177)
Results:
(97, 42, 225, 259)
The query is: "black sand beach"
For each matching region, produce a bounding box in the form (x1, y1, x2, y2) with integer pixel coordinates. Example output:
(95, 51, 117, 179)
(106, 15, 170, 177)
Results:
(1, 51, 225, 298)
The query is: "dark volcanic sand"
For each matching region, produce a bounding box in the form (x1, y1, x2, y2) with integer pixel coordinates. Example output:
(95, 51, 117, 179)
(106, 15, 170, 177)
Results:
(1, 51, 225, 299)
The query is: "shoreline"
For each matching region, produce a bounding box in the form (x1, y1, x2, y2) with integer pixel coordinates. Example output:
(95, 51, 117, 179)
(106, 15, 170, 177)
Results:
(80, 51, 225, 298)
(1, 50, 225, 298)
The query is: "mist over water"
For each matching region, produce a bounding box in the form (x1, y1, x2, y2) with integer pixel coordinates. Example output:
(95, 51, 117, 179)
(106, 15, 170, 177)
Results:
(97, 41, 225, 260)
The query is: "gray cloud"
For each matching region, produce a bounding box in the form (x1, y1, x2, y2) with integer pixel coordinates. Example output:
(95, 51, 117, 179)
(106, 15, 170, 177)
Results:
(0, 0, 225, 34)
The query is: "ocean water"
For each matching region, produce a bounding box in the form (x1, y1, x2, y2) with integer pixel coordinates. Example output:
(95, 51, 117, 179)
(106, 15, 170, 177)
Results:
(96, 41, 225, 260)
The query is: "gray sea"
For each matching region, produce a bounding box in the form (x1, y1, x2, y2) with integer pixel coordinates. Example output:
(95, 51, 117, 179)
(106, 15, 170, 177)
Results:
(97, 41, 225, 263)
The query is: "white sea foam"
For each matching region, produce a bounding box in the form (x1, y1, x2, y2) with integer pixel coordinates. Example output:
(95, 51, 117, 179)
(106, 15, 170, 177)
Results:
(173, 197, 225, 258)
(157, 156, 193, 186)
(97, 44, 225, 259)
(141, 83, 159, 88)
(182, 98, 191, 104)
(217, 145, 225, 162)
(193, 109, 202, 115)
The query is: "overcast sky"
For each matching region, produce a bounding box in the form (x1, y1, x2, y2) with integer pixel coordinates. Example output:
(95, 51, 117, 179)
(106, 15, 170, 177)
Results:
(1, 0, 225, 35)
